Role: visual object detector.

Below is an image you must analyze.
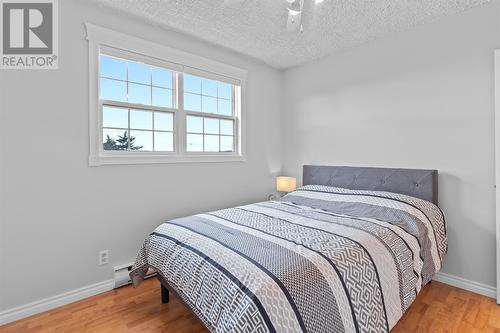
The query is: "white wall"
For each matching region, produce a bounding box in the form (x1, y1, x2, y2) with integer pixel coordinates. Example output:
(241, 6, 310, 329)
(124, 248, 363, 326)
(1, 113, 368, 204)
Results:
(283, 2, 500, 288)
(0, 0, 283, 310)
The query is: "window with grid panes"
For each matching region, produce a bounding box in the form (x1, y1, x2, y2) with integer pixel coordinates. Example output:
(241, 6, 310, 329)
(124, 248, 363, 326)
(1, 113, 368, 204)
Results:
(97, 49, 241, 158)
(184, 74, 236, 153)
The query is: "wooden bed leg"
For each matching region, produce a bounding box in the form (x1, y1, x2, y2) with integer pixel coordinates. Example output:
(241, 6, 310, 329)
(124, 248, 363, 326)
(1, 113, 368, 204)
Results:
(161, 284, 170, 304)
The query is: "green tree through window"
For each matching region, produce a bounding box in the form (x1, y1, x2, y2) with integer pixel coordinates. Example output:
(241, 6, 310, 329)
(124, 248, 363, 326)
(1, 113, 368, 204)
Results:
(103, 131, 143, 151)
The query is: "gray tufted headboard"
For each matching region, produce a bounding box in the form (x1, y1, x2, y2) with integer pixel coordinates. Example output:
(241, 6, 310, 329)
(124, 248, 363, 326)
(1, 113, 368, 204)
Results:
(303, 165, 438, 204)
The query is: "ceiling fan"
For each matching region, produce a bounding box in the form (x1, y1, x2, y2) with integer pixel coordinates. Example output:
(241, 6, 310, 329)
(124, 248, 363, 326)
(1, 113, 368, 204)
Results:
(286, 0, 304, 33)
(223, 0, 323, 33)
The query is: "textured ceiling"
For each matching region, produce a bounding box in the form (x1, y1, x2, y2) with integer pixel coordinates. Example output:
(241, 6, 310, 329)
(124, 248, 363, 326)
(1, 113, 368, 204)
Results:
(90, 0, 490, 69)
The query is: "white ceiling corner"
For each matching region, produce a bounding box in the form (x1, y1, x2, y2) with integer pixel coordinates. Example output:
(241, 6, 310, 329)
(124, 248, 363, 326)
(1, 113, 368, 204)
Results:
(90, 0, 491, 69)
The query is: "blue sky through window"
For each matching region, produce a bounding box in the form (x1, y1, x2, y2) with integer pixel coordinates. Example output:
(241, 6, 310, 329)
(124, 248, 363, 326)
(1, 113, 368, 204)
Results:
(99, 54, 173, 108)
(100, 56, 126, 80)
(183, 73, 233, 116)
(186, 115, 234, 152)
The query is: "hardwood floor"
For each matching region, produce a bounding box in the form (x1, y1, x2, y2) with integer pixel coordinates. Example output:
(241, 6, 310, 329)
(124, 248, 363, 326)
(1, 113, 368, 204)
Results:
(1, 279, 499, 333)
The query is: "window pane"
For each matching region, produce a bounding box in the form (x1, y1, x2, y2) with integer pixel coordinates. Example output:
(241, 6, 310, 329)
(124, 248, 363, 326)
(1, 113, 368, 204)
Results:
(103, 128, 128, 150)
(130, 130, 152, 151)
(130, 110, 152, 130)
(202, 79, 217, 97)
(100, 55, 126, 80)
(152, 68, 172, 88)
(184, 93, 201, 112)
(204, 118, 219, 134)
(184, 74, 201, 94)
(187, 134, 203, 152)
(218, 82, 232, 99)
(218, 99, 232, 116)
(128, 62, 150, 85)
(152, 87, 172, 108)
(220, 136, 233, 152)
(154, 112, 173, 131)
(204, 135, 219, 152)
(128, 83, 151, 105)
(202, 96, 217, 114)
(100, 78, 126, 102)
(103, 106, 128, 128)
(187, 116, 203, 133)
(220, 119, 233, 135)
(154, 132, 173, 152)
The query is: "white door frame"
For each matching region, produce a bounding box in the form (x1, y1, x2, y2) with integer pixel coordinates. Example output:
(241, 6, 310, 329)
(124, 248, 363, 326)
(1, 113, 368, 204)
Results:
(494, 49, 500, 304)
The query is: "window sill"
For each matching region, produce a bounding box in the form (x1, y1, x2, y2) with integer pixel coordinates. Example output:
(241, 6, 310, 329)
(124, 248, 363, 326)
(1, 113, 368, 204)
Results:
(89, 153, 247, 166)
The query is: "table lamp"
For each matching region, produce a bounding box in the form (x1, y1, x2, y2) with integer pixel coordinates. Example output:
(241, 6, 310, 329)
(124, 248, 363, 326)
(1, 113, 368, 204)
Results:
(269, 176, 297, 200)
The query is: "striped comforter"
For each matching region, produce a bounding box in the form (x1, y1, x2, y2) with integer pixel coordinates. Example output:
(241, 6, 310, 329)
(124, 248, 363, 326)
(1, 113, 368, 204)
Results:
(130, 185, 447, 333)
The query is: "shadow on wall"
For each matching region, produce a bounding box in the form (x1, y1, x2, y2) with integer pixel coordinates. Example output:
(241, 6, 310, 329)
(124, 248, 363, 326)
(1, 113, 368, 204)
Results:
(438, 172, 495, 285)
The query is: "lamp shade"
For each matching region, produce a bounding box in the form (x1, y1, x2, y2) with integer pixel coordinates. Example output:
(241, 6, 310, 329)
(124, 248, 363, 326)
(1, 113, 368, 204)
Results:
(276, 176, 297, 193)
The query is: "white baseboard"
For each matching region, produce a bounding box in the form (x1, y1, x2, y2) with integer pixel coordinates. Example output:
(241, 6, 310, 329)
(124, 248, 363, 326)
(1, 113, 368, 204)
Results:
(0, 272, 495, 326)
(433, 272, 496, 299)
(0, 279, 114, 326)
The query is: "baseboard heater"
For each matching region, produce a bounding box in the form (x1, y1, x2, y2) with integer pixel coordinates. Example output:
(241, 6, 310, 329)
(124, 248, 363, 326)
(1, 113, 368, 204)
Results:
(113, 262, 156, 288)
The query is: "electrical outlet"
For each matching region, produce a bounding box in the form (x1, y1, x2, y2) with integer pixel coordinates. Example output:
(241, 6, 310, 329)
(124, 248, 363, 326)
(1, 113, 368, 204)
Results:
(99, 250, 109, 265)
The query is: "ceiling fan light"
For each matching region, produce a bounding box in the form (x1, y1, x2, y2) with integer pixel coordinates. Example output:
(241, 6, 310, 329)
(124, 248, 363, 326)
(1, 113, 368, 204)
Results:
(288, 8, 301, 16)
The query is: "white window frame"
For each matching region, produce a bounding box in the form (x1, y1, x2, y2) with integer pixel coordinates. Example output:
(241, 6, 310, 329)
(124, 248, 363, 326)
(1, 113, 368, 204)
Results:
(85, 23, 247, 166)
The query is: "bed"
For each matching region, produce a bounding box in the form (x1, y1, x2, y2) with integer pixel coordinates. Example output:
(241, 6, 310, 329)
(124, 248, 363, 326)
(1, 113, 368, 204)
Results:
(130, 165, 447, 333)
